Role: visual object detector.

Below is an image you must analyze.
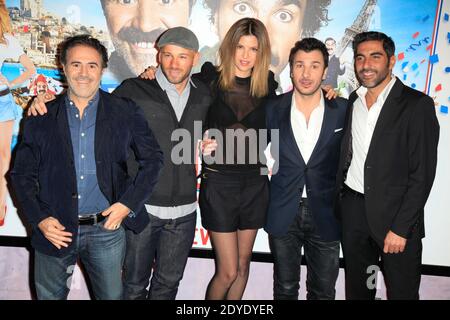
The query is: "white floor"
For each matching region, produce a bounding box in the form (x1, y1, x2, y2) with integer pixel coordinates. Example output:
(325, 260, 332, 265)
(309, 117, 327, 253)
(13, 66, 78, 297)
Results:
(178, 257, 450, 300)
(1, 246, 450, 300)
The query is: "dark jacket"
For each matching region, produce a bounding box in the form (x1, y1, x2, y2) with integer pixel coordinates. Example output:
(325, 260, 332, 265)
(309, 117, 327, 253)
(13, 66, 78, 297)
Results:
(265, 90, 348, 241)
(10, 90, 164, 257)
(335, 79, 440, 246)
(324, 55, 345, 88)
(113, 77, 211, 207)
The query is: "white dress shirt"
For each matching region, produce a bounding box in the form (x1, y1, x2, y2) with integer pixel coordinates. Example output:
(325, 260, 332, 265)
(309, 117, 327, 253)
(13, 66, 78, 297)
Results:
(291, 90, 325, 198)
(345, 76, 397, 194)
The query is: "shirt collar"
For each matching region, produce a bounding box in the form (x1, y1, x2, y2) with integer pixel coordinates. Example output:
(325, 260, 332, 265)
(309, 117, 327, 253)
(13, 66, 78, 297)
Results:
(155, 67, 196, 94)
(65, 90, 100, 110)
(356, 75, 397, 107)
(291, 89, 325, 114)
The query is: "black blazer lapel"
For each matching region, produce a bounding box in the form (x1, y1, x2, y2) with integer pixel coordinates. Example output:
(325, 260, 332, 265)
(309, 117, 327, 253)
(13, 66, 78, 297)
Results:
(279, 91, 306, 165)
(55, 94, 75, 164)
(336, 92, 357, 187)
(95, 91, 111, 163)
(308, 97, 339, 166)
(342, 98, 354, 169)
(366, 78, 404, 160)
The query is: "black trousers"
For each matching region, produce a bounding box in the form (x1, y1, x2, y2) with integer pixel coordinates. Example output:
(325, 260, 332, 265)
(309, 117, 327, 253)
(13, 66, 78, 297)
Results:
(269, 199, 340, 300)
(340, 186, 422, 300)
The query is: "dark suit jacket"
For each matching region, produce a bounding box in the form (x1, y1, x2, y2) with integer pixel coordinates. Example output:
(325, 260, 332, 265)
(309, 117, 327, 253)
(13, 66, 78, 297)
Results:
(265, 90, 348, 241)
(335, 78, 440, 247)
(11, 90, 164, 257)
(324, 55, 345, 88)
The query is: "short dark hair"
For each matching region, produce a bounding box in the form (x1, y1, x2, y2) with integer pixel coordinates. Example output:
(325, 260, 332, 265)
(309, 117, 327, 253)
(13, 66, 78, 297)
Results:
(289, 38, 329, 69)
(59, 35, 108, 68)
(100, 0, 196, 15)
(324, 37, 336, 44)
(203, 0, 331, 37)
(353, 31, 396, 59)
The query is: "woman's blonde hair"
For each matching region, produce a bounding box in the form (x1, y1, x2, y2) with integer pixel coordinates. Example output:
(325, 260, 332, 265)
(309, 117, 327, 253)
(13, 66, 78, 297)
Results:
(217, 18, 271, 98)
(0, 0, 12, 44)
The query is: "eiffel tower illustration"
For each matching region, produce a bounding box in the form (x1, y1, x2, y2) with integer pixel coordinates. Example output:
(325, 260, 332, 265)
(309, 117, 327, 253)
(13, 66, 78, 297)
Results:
(336, 0, 379, 91)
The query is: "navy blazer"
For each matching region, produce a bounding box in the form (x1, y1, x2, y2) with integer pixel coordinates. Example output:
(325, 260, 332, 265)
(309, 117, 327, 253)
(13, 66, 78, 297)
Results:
(265, 90, 347, 241)
(11, 90, 164, 257)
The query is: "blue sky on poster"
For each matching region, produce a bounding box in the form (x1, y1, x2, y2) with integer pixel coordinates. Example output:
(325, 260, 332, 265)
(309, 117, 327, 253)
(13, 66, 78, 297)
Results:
(316, 0, 438, 45)
(315, 0, 439, 91)
(6, 0, 106, 30)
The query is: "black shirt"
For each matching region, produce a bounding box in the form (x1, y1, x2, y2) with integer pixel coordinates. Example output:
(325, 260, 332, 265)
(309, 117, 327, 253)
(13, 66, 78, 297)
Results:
(195, 62, 278, 173)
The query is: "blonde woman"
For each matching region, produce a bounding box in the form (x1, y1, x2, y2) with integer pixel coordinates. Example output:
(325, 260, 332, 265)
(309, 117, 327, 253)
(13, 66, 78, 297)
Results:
(196, 18, 277, 300)
(0, 1, 36, 226)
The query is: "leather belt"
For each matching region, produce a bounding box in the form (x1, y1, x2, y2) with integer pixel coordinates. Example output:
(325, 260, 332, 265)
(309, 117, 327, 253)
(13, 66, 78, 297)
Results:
(0, 88, 11, 97)
(78, 212, 106, 225)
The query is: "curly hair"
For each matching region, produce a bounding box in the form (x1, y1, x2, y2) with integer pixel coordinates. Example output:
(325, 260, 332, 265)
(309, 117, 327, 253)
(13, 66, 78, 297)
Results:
(203, 0, 331, 37)
(302, 0, 331, 37)
(59, 35, 109, 68)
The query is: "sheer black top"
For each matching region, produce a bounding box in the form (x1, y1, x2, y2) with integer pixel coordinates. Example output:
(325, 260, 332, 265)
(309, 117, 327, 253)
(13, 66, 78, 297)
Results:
(194, 62, 278, 173)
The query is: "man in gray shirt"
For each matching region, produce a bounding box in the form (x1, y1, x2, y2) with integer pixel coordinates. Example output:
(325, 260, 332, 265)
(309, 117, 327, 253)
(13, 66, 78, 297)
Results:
(28, 27, 211, 300)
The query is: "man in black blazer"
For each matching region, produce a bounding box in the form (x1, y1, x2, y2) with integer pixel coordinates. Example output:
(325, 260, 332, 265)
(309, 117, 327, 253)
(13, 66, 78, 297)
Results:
(335, 32, 439, 300)
(10, 35, 163, 300)
(265, 38, 348, 300)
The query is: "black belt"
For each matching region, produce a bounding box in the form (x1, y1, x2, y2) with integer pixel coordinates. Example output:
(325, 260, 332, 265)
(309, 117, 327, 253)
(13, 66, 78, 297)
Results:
(343, 184, 364, 198)
(78, 212, 106, 225)
(0, 88, 11, 97)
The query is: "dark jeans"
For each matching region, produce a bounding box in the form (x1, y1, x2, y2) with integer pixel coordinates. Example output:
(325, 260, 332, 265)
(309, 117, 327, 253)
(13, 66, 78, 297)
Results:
(340, 188, 422, 300)
(34, 221, 125, 300)
(123, 211, 196, 300)
(269, 200, 340, 300)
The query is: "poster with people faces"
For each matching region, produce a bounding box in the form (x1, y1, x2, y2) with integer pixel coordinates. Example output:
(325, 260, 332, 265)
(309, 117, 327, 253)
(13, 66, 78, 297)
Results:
(2, 0, 449, 268)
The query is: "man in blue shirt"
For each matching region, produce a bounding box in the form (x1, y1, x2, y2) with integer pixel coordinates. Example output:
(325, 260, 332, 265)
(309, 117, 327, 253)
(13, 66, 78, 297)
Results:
(10, 35, 163, 300)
